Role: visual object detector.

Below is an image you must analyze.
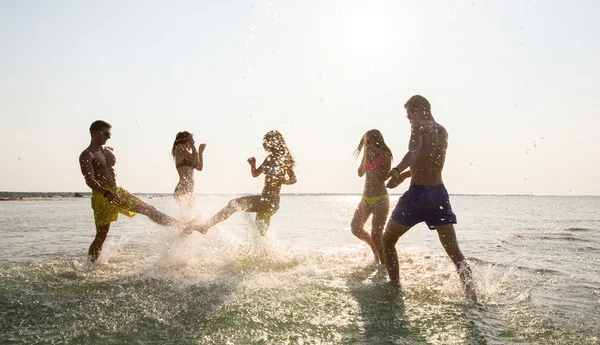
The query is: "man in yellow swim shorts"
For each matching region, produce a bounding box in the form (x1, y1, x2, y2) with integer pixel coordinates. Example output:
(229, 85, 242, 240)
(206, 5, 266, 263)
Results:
(79, 120, 192, 262)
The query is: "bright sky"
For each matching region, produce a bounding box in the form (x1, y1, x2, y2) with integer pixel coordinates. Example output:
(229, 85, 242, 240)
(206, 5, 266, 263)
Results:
(1, 0, 598, 195)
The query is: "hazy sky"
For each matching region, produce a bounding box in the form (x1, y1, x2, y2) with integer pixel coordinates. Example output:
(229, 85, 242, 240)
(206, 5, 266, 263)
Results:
(1, 0, 598, 195)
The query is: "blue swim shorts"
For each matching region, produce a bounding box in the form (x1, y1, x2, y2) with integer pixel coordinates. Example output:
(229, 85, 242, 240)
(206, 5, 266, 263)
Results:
(390, 184, 457, 230)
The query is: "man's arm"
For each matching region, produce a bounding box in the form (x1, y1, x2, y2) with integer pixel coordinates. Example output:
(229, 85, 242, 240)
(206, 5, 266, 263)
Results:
(79, 151, 106, 193)
(396, 170, 411, 184)
(393, 124, 423, 174)
(79, 151, 120, 204)
(386, 125, 422, 188)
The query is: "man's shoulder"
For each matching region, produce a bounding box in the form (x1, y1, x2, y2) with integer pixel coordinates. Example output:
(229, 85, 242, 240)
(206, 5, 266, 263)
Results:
(411, 120, 434, 132)
(80, 146, 113, 157)
(80, 147, 93, 157)
(435, 122, 448, 135)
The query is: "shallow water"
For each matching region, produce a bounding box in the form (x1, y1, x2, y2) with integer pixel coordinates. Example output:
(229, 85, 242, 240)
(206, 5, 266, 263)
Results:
(1, 195, 599, 344)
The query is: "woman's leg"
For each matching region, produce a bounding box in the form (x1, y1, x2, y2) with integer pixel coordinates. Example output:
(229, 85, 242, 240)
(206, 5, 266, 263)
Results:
(255, 211, 273, 236)
(350, 199, 379, 263)
(255, 195, 280, 236)
(201, 195, 264, 232)
(370, 196, 390, 263)
(174, 179, 195, 207)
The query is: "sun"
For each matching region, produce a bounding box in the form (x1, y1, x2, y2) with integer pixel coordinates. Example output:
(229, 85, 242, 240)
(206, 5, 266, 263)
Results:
(325, 2, 414, 60)
(344, 8, 388, 53)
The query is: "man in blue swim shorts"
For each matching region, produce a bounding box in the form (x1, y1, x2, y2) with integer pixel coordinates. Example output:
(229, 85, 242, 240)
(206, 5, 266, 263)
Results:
(383, 95, 477, 302)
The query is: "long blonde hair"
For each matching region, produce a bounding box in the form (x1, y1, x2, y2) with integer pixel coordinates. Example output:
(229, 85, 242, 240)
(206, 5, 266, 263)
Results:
(263, 130, 295, 167)
(353, 129, 393, 159)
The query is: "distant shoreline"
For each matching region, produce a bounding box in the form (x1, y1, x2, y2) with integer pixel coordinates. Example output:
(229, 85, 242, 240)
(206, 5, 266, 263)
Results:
(0, 191, 598, 200)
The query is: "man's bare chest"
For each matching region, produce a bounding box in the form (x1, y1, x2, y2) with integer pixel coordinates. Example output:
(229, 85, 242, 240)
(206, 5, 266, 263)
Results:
(92, 149, 116, 169)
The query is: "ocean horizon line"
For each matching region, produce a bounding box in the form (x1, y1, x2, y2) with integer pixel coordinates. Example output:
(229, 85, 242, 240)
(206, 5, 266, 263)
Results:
(1, 191, 598, 199)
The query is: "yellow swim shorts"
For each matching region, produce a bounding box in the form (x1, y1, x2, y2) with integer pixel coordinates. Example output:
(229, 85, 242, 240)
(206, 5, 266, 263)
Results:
(91, 186, 143, 227)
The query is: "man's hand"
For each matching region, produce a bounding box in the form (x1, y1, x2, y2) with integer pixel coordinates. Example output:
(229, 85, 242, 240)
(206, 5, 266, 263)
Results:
(386, 169, 409, 189)
(105, 191, 121, 205)
(386, 169, 402, 189)
(198, 143, 207, 153)
(386, 175, 401, 189)
(247, 157, 256, 166)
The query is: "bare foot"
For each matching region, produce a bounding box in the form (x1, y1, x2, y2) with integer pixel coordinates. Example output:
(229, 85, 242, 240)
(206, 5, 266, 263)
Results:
(185, 222, 208, 234)
(372, 266, 388, 282)
(465, 282, 478, 303)
(389, 279, 401, 289)
(459, 262, 478, 302)
(181, 223, 194, 235)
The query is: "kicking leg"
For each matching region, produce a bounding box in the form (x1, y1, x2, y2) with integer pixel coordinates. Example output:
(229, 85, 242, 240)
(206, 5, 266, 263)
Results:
(436, 224, 478, 302)
(132, 202, 183, 228)
(199, 196, 262, 232)
(350, 200, 379, 263)
(89, 224, 110, 262)
(382, 219, 412, 286)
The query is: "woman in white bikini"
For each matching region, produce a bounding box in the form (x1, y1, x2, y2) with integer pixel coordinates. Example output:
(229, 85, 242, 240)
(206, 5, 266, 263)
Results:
(351, 129, 396, 263)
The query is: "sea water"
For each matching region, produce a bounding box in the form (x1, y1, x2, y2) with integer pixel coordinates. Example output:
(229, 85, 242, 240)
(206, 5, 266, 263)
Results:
(0, 195, 599, 344)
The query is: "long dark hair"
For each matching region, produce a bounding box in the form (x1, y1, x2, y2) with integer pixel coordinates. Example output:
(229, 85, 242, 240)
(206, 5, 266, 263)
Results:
(172, 131, 192, 159)
(353, 129, 393, 159)
(263, 130, 295, 167)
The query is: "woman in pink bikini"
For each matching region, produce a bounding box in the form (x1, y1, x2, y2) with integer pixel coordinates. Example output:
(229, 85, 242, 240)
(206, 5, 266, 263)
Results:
(351, 129, 395, 263)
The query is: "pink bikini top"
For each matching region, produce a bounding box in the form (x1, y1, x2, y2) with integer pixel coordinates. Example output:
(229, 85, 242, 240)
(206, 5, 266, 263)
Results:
(365, 159, 383, 171)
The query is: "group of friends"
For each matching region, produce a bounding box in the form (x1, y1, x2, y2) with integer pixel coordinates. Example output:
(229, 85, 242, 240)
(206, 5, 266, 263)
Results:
(79, 94, 477, 301)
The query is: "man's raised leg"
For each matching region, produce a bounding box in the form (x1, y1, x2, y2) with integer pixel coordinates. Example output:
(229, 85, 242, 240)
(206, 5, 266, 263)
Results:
(132, 202, 185, 228)
(382, 219, 412, 286)
(435, 224, 478, 302)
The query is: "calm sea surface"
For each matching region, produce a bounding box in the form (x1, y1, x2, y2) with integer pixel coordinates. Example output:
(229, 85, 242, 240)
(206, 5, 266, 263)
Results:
(1, 195, 599, 344)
